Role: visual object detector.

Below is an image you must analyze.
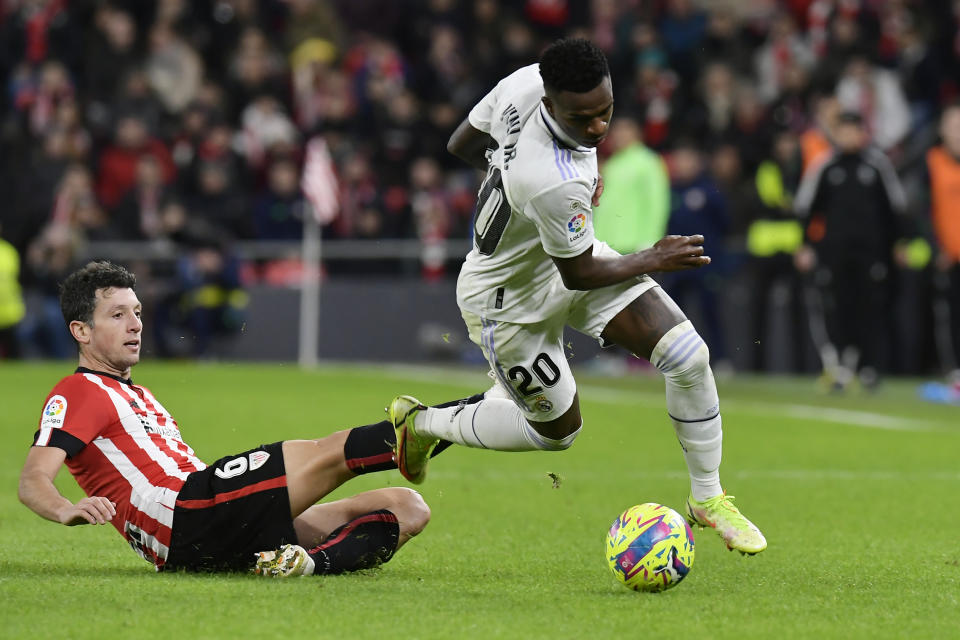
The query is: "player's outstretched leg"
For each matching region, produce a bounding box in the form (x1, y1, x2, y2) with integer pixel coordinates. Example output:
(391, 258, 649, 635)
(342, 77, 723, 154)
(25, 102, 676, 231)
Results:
(390, 386, 582, 485)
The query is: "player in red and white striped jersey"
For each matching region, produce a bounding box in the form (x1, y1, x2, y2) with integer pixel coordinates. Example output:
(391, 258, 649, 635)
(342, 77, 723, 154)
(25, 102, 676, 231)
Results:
(19, 261, 431, 575)
(34, 368, 206, 567)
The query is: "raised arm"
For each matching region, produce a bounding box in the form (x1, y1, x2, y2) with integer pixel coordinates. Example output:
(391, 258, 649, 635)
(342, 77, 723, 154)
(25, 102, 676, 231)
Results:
(552, 234, 711, 291)
(18, 446, 116, 526)
(447, 117, 495, 171)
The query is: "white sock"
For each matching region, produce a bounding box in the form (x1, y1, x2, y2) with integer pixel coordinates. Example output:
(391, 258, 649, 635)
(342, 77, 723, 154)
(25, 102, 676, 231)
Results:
(650, 320, 724, 501)
(416, 396, 578, 451)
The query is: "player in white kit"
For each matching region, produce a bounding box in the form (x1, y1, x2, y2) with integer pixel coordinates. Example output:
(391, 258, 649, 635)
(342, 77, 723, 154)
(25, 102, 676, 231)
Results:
(391, 39, 765, 554)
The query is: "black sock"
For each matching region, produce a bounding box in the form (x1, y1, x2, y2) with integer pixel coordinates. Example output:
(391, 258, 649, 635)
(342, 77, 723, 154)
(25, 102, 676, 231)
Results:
(343, 421, 396, 475)
(307, 510, 400, 574)
(429, 393, 484, 458)
(345, 395, 485, 473)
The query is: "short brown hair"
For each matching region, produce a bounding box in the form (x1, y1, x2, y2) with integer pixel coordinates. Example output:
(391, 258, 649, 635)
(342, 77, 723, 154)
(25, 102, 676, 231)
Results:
(59, 261, 137, 327)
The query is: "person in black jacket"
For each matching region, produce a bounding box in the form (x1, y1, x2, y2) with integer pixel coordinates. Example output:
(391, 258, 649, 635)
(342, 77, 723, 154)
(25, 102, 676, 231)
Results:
(793, 111, 907, 390)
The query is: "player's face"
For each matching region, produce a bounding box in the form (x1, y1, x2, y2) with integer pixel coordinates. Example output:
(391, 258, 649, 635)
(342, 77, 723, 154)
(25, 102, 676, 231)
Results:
(80, 287, 143, 377)
(836, 122, 866, 153)
(543, 75, 614, 148)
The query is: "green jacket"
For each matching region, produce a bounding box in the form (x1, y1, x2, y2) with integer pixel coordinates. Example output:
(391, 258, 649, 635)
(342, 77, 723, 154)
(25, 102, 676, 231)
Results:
(593, 144, 669, 254)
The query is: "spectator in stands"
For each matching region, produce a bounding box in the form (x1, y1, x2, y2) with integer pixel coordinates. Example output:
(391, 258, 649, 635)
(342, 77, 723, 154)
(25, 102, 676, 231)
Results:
(227, 27, 289, 125)
(835, 54, 910, 154)
(409, 156, 451, 281)
(754, 11, 814, 105)
(661, 138, 731, 367)
(626, 36, 677, 150)
(709, 141, 753, 240)
(14, 60, 76, 138)
(241, 96, 299, 173)
(83, 6, 139, 107)
(181, 118, 245, 199)
(744, 130, 807, 372)
(19, 224, 75, 359)
(689, 61, 739, 144)
(794, 111, 908, 389)
(729, 84, 771, 174)
(188, 160, 251, 241)
(52, 96, 92, 163)
(658, 0, 708, 83)
(169, 102, 214, 173)
(0, 0, 82, 78)
(253, 157, 306, 240)
(111, 155, 170, 241)
(698, 7, 752, 76)
(374, 89, 424, 188)
(593, 117, 670, 254)
(800, 93, 840, 171)
(154, 236, 248, 358)
(283, 0, 345, 55)
(96, 113, 175, 210)
(290, 37, 344, 132)
(925, 103, 960, 379)
(50, 164, 97, 229)
(12, 127, 71, 250)
(144, 22, 203, 116)
(107, 70, 164, 139)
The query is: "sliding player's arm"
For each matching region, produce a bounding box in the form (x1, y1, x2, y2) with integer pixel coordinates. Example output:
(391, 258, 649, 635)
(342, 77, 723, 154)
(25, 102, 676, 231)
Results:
(447, 117, 494, 171)
(18, 446, 116, 525)
(552, 235, 710, 291)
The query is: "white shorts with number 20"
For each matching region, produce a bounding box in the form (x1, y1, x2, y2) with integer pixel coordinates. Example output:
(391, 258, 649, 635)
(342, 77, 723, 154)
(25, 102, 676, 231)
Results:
(462, 269, 658, 423)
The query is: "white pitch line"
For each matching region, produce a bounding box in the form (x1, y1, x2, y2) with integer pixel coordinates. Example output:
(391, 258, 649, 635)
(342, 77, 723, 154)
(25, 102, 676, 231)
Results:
(423, 468, 960, 482)
(576, 384, 944, 432)
(331, 363, 950, 433)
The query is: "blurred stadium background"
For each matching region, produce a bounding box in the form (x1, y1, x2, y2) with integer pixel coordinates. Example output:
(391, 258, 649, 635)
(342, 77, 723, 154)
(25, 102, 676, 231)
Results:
(3, 4, 960, 636)
(1, 0, 959, 381)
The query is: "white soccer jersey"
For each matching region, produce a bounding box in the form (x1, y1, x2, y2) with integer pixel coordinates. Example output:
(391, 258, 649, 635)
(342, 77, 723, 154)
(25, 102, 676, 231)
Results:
(457, 64, 600, 323)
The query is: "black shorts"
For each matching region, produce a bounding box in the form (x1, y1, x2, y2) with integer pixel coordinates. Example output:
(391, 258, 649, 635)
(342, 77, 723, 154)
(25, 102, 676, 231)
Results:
(164, 442, 298, 572)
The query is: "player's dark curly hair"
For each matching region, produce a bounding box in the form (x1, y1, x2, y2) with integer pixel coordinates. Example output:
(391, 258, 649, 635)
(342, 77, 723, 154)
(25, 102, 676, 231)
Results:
(539, 38, 610, 94)
(60, 261, 137, 326)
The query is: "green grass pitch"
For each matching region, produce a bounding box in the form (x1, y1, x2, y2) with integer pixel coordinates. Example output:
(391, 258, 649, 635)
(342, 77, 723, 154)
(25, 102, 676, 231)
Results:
(1, 361, 958, 639)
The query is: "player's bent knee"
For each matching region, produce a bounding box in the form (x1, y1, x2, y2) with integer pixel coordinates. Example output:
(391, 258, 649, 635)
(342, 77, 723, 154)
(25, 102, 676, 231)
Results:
(652, 321, 712, 384)
(390, 487, 431, 536)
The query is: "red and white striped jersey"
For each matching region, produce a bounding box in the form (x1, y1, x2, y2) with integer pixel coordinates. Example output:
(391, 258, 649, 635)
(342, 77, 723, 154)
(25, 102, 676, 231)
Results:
(34, 368, 207, 570)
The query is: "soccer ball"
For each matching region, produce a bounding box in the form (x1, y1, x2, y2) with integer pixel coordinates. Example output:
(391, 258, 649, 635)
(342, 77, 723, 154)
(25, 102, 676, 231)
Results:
(605, 503, 695, 592)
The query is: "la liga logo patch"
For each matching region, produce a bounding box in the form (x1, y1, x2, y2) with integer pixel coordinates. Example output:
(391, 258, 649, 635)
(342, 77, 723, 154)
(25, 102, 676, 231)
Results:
(41, 395, 67, 429)
(45, 396, 66, 416)
(567, 213, 586, 234)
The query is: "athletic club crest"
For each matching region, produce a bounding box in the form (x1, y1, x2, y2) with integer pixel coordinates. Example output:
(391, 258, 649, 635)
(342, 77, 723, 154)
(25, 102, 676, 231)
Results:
(248, 450, 270, 471)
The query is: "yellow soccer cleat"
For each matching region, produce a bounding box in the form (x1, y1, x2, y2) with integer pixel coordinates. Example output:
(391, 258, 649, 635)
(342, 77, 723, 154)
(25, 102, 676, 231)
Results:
(389, 395, 437, 485)
(686, 493, 767, 555)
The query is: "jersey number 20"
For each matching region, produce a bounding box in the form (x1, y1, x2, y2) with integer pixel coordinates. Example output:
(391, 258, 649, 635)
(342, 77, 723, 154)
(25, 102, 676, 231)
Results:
(474, 166, 512, 255)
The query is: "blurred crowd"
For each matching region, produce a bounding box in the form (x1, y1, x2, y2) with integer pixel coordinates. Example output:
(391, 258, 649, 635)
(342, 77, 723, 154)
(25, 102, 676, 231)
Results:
(1, 0, 959, 378)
